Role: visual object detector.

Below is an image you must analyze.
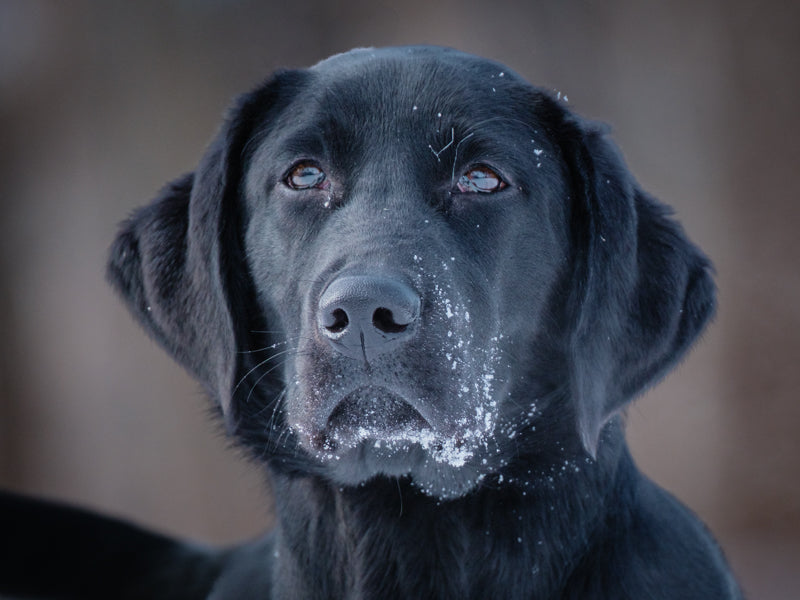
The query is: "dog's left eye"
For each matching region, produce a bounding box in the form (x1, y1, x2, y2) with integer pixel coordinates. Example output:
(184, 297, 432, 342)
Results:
(285, 162, 328, 190)
(456, 165, 507, 194)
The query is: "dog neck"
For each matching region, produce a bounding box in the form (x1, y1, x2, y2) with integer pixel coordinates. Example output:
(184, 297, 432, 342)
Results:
(266, 434, 631, 599)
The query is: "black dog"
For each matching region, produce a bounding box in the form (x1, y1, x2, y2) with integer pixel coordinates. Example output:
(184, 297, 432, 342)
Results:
(0, 46, 742, 599)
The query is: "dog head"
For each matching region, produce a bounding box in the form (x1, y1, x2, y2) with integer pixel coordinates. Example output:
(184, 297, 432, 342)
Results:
(108, 47, 714, 499)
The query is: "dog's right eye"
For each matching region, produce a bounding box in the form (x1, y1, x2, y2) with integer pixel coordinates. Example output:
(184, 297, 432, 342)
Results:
(285, 162, 328, 190)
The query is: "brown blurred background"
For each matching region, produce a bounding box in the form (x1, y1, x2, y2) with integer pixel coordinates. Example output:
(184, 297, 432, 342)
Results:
(1, 1, 798, 597)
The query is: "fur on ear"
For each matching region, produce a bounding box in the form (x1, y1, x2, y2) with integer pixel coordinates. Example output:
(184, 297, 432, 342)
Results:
(562, 116, 716, 456)
(107, 71, 306, 430)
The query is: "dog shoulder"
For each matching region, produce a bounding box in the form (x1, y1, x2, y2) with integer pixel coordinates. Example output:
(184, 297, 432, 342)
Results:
(629, 477, 741, 598)
(567, 474, 742, 599)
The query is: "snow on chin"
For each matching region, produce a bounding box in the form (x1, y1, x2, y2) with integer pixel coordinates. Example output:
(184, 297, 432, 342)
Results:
(324, 419, 489, 470)
(292, 409, 503, 499)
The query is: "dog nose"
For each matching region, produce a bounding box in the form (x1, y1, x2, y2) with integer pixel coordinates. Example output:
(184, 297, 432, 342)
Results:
(318, 275, 420, 363)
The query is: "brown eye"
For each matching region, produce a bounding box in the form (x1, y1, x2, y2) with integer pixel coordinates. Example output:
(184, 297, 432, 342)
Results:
(286, 162, 327, 190)
(457, 165, 506, 193)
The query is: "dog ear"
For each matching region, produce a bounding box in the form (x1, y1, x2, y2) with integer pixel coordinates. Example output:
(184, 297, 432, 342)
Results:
(107, 71, 304, 430)
(562, 116, 716, 456)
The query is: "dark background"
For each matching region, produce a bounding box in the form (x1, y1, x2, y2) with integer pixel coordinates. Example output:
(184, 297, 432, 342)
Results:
(1, 1, 798, 597)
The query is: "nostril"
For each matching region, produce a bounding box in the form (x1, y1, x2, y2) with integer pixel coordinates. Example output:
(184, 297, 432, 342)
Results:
(325, 308, 349, 334)
(372, 307, 408, 334)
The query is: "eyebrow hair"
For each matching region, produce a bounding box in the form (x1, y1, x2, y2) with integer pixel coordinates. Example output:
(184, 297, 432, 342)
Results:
(278, 129, 328, 159)
(441, 126, 524, 166)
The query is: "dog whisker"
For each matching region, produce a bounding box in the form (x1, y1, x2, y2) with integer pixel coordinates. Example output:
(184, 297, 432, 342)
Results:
(237, 340, 291, 355)
(233, 348, 297, 397)
(428, 127, 455, 162)
(450, 132, 475, 187)
(244, 357, 295, 404)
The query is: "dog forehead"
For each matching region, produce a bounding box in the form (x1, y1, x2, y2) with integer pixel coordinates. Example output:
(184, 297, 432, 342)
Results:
(307, 45, 529, 113)
(280, 46, 539, 154)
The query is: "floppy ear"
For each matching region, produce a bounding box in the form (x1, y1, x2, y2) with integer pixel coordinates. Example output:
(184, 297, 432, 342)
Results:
(563, 116, 716, 456)
(107, 72, 304, 430)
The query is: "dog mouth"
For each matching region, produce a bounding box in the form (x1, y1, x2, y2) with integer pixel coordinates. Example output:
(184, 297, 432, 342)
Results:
(311, 386, 430, 451)
(301, 386, 480, 471)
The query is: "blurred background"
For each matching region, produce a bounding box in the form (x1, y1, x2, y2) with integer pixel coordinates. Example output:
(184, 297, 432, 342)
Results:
(1, 0, 798, 597)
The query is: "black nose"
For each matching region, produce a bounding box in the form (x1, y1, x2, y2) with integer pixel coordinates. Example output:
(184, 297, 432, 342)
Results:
(317, 275, 420, 363)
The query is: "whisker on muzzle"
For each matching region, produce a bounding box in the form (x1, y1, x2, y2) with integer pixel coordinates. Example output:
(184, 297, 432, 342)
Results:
(233, 347, 297, 397)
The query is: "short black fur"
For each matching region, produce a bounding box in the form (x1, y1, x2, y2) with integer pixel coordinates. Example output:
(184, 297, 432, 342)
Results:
(0, 46, 741, 599)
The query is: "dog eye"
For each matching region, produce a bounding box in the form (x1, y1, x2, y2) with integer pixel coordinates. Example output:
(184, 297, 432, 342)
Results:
(457, 165, 506, 194)
(285, 162, 327, 190)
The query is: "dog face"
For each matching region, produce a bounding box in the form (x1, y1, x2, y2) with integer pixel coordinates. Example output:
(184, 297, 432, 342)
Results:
(108, 47, 714, 499)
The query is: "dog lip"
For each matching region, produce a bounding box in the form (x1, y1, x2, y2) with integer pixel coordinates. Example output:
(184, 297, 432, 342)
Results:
(323, 385, 431, 445)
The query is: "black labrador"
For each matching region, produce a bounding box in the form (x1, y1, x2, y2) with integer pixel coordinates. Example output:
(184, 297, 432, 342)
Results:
(0, 46, 742, 599)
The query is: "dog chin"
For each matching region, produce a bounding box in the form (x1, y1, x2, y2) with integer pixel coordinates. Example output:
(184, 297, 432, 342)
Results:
(288, 384, 499, 497)
(308, 433, 490, 500)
